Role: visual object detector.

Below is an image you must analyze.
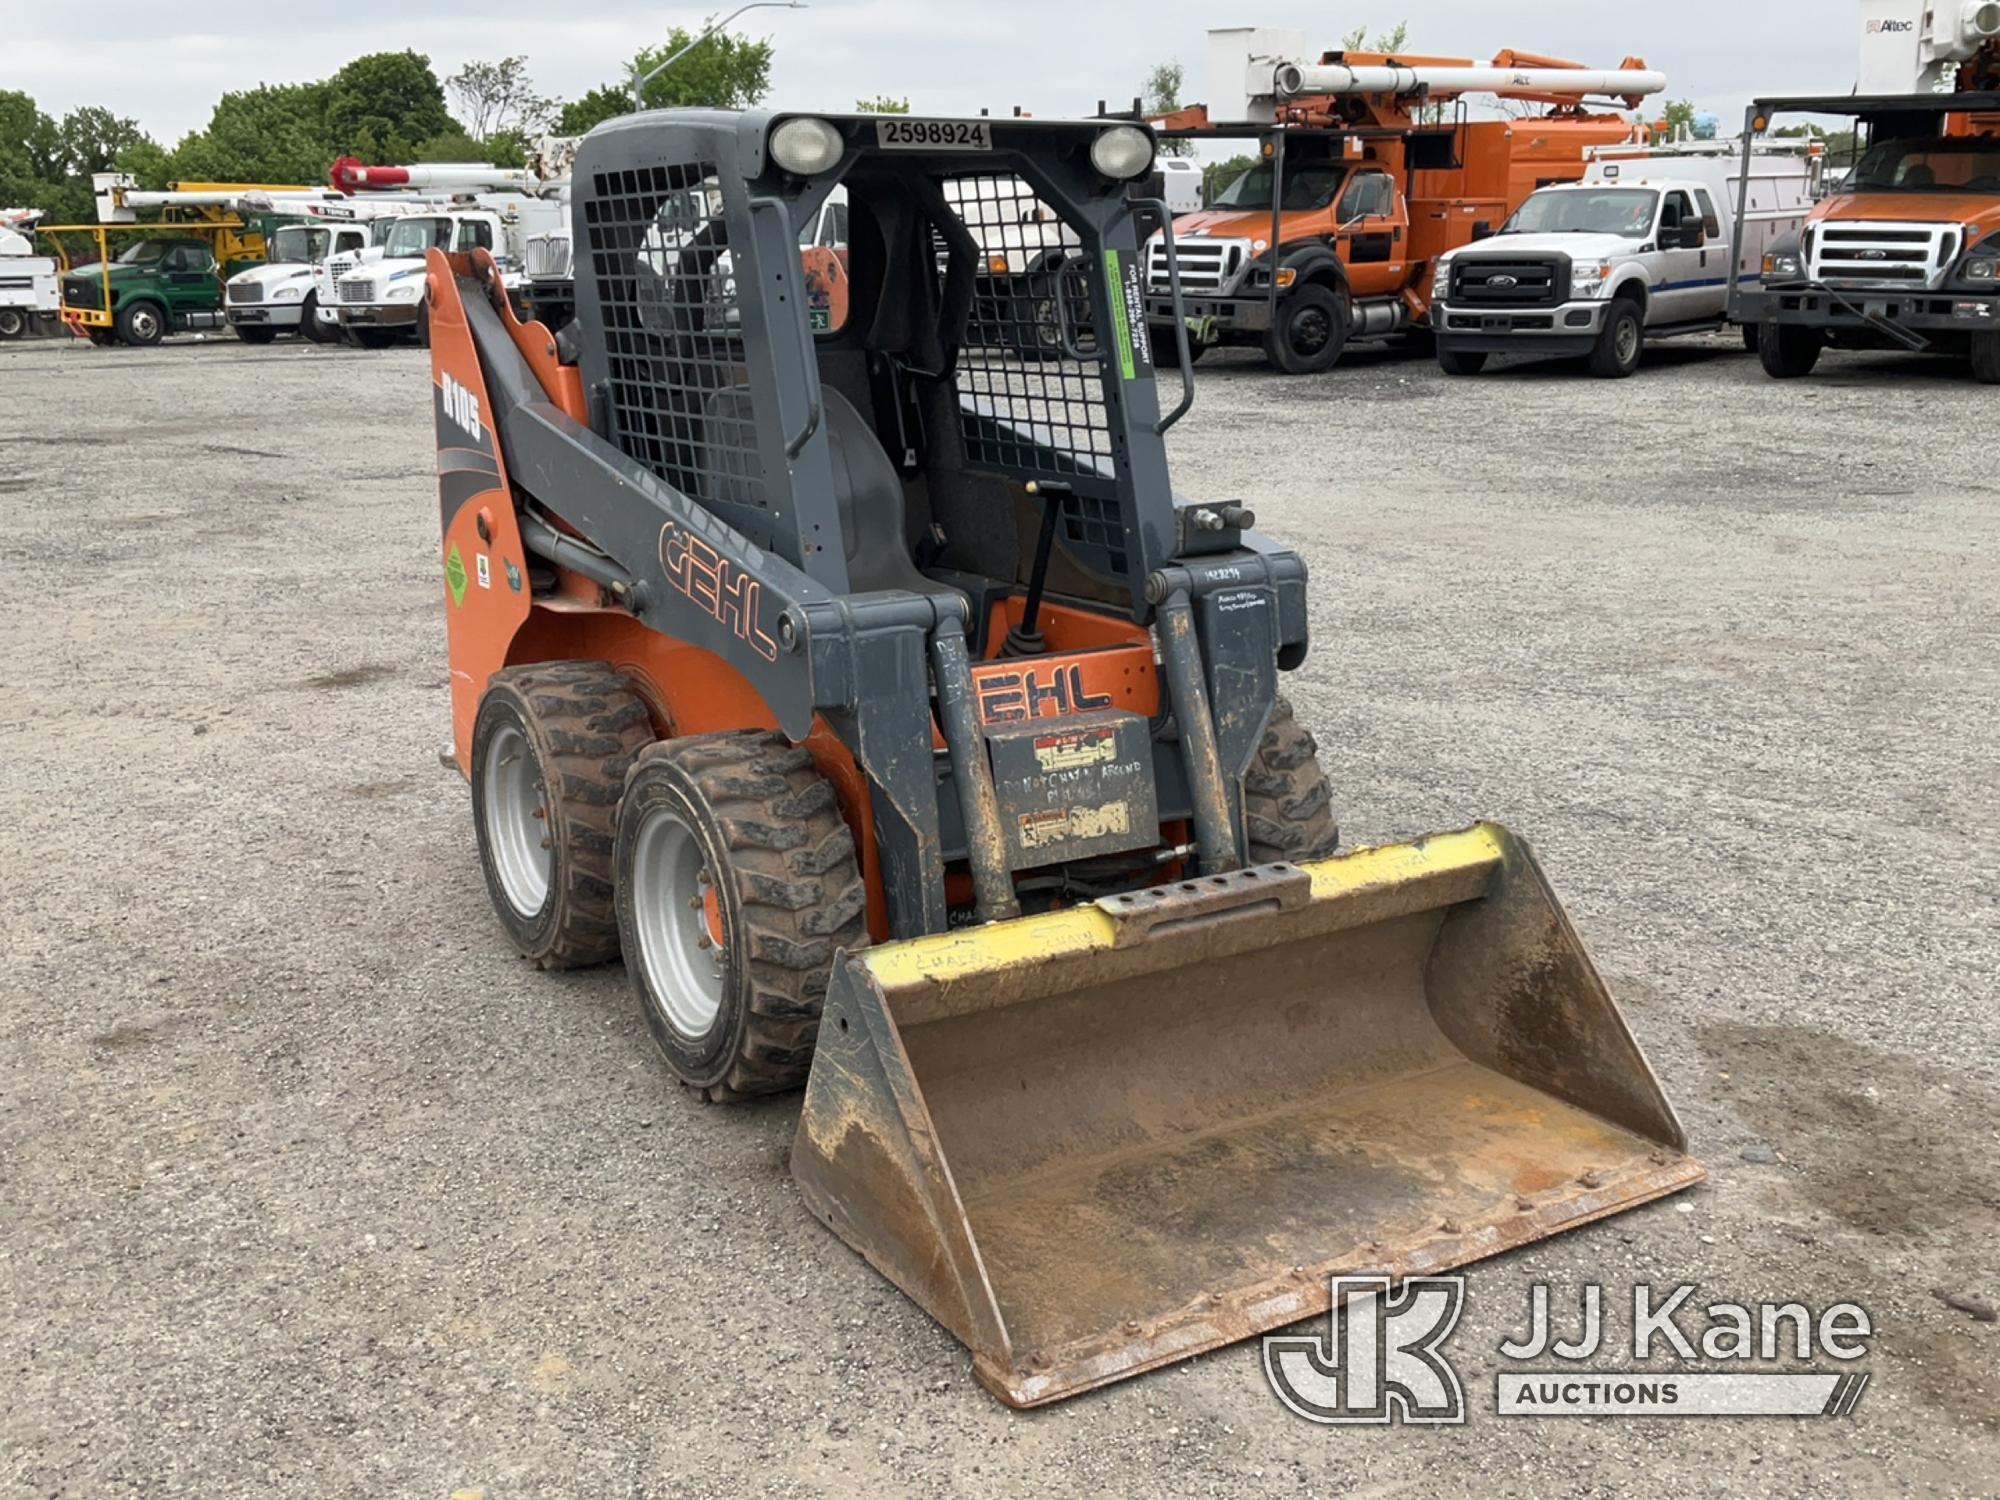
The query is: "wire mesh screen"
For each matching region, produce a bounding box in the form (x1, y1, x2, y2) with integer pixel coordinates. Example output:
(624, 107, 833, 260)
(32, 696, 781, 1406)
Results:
(941, 176, 1114, 488)
(583, 161, 764, 510)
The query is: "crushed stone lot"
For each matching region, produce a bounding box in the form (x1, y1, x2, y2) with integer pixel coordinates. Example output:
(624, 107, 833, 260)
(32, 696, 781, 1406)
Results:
(1, 331, 1996, 1497)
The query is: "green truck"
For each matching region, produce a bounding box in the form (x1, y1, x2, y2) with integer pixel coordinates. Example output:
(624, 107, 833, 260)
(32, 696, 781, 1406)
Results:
(60, 236, 237, 346)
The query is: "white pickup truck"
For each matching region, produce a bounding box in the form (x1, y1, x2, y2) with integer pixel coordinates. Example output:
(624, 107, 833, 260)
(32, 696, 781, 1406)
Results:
(1429, 146, 1816, 377)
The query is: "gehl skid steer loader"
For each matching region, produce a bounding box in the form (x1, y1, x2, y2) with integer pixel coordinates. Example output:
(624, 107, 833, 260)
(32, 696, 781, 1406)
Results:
(425, 108, 1702, 1407)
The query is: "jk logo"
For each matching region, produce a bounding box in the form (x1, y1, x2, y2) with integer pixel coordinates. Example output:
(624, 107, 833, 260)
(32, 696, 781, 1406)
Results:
(1263, 1275, 1467, 1425)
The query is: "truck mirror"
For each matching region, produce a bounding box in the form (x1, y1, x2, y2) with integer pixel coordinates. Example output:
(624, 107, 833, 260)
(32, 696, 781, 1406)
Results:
(1676, 221, 1705, 250)
(1471, 220, 1494, 241)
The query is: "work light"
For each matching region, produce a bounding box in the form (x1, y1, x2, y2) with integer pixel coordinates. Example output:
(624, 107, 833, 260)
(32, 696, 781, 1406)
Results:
(770, 117, 843, 176)
(1090, 126, 1154, 181)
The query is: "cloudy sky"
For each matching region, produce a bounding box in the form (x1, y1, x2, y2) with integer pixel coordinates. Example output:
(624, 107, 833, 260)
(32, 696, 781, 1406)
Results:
(16, 1, 1863, 146)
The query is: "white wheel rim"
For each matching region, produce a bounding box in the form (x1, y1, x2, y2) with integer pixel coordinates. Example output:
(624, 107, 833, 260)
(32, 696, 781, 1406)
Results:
(483, 722, 551, 915)
(1616, 319, 1639, 364)
(631, 805, 726, 1038)
(134, 308, 159, 339)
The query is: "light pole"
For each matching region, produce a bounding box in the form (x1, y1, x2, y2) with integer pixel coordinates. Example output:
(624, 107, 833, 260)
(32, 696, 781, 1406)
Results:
(630, 2, 807, 110)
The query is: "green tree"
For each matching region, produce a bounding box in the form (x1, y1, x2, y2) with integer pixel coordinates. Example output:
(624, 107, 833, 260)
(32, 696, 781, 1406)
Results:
(0, 91, 64, 202)
(57, 107, 147, 177)
(1340, 21, 1410, 51)
(323, 51, 455, 163)
(168, 81, 334, 186)
(1142, 60, 1194, 158)
(560, 23, 774, 134)
(446, 56, 556, 139)
(1658, 99, 1698, 139)
(855, 95, 909, 113)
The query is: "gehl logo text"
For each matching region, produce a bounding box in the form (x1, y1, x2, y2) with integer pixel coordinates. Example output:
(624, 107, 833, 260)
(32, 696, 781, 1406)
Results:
(975, 663, 1114, 724)
(439, 372, 483, 445)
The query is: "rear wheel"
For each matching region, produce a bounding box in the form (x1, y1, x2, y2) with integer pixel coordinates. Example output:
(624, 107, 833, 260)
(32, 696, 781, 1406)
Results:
(0, 309, 24, 340)
(1436, 345, 1488, 376)
(1244, 698, 1340, 864)
(1971, 332, 2000, 384)
(116, 300, 167, 347)
(1589, 300, 1644, 378)
(236, 325, 277, 345)
(1759, 323, 1822, 378)
(616, 732, 868, 1102)
(1263, 284, 1348, 375)
(471, 663, 655, 968)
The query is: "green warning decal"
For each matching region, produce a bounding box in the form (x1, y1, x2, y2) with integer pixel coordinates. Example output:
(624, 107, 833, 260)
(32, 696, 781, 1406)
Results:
(445, 542, 468, 607)
(1101, 248, 1154, 382)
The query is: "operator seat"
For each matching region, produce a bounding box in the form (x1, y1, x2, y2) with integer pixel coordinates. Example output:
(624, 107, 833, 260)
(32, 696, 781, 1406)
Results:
(700, 384, 961, 605)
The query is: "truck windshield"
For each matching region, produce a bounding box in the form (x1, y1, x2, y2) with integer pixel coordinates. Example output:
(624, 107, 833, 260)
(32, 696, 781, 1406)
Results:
(1849, 137, 2000, 194)
(268, 226, 331, 264)
(115, 240, 175, 265)
(1211, 163, 1346, 213)
(383, 217, 453, 258)
(1503, 188, 1658, 238)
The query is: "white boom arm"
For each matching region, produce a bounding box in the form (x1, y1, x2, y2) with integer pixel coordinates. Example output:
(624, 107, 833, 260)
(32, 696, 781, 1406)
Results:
(1275, 61, 1667, 99)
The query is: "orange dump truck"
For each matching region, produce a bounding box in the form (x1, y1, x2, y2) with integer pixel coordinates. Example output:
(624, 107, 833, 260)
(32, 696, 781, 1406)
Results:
(1139, 27, 1661, 372)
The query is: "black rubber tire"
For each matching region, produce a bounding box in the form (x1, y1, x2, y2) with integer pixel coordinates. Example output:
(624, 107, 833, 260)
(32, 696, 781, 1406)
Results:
(416, 300, 431, 349)
(1740, 322, 1761, 354)
(1153, 325, 1208, 367)
(1262, 283, 1348, 375)
(471, 663, 655, 969)
(236, 325, 277, 345)
(115, 300, 167, 347)
(1971, 332, 2000, 384)
(1588, 300, 1644, 378)
(299, 294, 337, 343)
(1759, 323, 1822, 378)
(616, 732, 868, 1103)
(0, 309, 24, 340)
(1244, 698, 1340, 864)
(1436, 345, 1488, 376)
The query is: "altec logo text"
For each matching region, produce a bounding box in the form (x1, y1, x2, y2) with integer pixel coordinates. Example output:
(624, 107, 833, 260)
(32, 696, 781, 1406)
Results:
(1265, 1278, 1875, 1423)
(1866, 17, 1917, 31)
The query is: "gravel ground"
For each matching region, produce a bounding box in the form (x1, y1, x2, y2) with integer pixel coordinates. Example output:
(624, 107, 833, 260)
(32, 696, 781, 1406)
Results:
(2, 329, 1995, 1498)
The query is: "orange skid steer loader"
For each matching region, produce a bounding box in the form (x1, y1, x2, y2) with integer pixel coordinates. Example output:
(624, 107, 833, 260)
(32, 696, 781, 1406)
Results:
(425, 107, 1702, 1406)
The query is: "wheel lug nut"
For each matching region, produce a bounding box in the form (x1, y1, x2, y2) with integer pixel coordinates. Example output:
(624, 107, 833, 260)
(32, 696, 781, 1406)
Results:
(532, 807, 547, 821)
(539, 837, 552, 850)
(688, 897, 702, 910)
(696, 935, 712, 949)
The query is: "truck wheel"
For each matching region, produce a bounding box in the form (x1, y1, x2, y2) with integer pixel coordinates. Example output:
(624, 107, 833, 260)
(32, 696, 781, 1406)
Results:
(236, 326, 277, 345)
(1263, 284, 1348, 375)
(416, 301, 431, 349)
(0, 309, 23, 340)
(1244, 698, 1340, 863)
(1588, 300, 1644, 378)
(616, 731, 868, 1103)
(115, 301, 167, 348)
(1436, 346, 1487, 376)
(1740, 323, 1761, 354)
(1758, 323, 1821, 379)
(471, 663, 655, 969)
(300, 294, 337, 343)
(1971, 332, 2000, 385)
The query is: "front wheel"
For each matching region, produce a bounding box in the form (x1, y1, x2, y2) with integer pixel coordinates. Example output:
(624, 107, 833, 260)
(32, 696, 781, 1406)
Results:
(471, 663, 655, 968)
(1262, 284, 1348, 375)
(1436, 345, 1488, 376)
(1758, 322, 1822, 379)
(1971, 331, 2000, 385)
(1588, 302, 1644, 378)
(115, 301, 167, 347)
(1244, 698, 1340, 864)
(299, 294, 338, 344)
(617, 732, 868, 1102)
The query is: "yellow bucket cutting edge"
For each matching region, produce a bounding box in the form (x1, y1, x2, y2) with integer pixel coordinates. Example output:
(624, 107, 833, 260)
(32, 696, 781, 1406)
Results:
(791, 823, 1703, 1407)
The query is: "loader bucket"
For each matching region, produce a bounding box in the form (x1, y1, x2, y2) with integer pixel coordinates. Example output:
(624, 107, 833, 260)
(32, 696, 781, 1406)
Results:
(792, 824, 1703, 1406)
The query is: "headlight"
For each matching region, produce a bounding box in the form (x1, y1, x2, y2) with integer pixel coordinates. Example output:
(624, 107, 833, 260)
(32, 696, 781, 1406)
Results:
(769, 117, 843, 176)
(388, 282, 422, 301)
(1571, 260, 1613, 298)
(1432, 259, 1451, 299)
(1962, 257, 1997, 283)
(273, 285, 303, 300)
(1764, 252, 1802, 280)
(1090, 125, 1154, 180)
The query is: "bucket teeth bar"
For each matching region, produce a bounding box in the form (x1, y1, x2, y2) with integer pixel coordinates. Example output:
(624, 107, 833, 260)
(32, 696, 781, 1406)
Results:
(791, 824, 1702, 1406)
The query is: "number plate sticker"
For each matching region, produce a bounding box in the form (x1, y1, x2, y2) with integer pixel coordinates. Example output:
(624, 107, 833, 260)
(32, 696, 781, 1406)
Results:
(875, 118, 992, 151)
